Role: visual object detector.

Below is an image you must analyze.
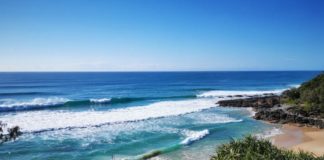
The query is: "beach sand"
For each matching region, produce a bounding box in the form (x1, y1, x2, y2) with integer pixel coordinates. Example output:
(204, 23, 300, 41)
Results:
(272, 124, 324, 157)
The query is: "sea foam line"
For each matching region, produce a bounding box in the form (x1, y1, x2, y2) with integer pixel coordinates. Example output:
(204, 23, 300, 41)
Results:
(1, 99, 219, 133)
(255, 127, 283, 139)
(196, 89, 286, 98)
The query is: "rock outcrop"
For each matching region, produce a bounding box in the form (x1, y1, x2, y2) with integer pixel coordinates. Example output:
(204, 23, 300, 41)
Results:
(218, 96, 281, 108)
(253, 108, 324, 129)
(0, 121, 22, 143)
(217, 96, 324, 129)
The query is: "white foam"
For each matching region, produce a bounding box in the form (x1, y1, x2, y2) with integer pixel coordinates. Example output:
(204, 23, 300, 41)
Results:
(90, 98, 111, 103)
(0, 97, 69, 108)
(20, 110, 242, 144)
(23, 117, 183, 143)
(0, 99, 218, 132)
(184, 113, 242, 124)
(197, 89, 286, 98)
(180, 129, 210, 145)
(246, 107, 256, 117)
(255, 127, 283, 139)
(288, 84, 301, 88)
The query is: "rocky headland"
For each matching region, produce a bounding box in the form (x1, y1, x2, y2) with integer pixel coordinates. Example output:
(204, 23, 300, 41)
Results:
(217, 73, 324, 129)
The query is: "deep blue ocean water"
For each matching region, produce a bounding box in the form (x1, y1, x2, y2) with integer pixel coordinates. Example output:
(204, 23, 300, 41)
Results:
(0, 71, 320, 160)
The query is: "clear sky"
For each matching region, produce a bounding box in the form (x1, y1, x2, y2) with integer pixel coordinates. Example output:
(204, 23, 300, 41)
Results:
(0, 0, 323, 71)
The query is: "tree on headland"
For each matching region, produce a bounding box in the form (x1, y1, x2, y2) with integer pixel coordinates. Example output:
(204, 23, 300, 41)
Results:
(281, 72, 324, 118)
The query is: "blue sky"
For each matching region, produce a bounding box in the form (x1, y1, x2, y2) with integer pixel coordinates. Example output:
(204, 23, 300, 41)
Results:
(0, 0, 323, 71)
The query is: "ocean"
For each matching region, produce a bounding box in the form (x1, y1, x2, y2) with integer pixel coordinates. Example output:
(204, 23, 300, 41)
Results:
(0, 71, 320, 160)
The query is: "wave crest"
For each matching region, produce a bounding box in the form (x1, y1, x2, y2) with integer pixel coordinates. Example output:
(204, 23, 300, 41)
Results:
(196, 89, 285, 98)
(90, 98, 111, 103)
(0, 97, 69, 109)
(0, 95, 196, 112)
(180, 129, 210, 145)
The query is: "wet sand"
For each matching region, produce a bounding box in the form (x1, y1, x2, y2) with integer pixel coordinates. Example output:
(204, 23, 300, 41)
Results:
(272, 124, 324, 157)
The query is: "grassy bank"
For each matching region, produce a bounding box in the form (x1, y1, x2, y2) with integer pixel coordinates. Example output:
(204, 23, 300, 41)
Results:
(211, 136, 324, 160)
(281, 73, 324, 118)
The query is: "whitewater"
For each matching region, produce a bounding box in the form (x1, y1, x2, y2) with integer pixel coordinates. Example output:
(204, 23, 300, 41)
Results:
(0, 89, 285, 133)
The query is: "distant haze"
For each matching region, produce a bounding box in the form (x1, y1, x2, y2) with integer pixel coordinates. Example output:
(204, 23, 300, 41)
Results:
(0, 0, 323, 71)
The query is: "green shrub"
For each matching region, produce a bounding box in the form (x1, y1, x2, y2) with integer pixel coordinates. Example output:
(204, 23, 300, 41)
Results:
(140, 150, 162, 160)
(281, 73, 324, 117)
(283, 88, 300, 100)
(299, 73, 324, 107)
(211, 136, 324, 160)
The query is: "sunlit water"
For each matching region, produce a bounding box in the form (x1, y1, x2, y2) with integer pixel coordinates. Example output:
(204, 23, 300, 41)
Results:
(0, 71, 319, 160)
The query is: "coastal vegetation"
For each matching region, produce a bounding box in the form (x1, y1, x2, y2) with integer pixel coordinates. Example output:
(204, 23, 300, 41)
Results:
(140, 150, 162, 160)
(281, 73, 324, 118)
(211, 136, 324, 160)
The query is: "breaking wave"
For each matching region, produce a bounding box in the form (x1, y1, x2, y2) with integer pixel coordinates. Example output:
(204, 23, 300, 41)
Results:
(0, 95, 195, 112)
(0, 97, 69, 111)
(89, 98, 111, 103)
(180, 129, 210, 145)
(196, 89, 286, 98)
(1, 99, 219, 133)
(138, 129, 211, 159)
(0, 86, 295, 112)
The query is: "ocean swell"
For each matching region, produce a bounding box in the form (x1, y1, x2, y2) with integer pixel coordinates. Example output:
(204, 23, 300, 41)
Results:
(0, 97, 69, 111)
(0, 95, 196, 112)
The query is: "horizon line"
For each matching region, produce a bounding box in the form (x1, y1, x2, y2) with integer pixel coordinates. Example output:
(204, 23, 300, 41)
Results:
(0, 70, 322, 73)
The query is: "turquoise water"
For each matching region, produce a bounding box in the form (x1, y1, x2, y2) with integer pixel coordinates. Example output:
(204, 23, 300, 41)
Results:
(0, 71, 319, 159)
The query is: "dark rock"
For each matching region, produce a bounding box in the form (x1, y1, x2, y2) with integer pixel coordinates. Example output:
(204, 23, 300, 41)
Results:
(252, 108, 324, 129)
(217, 92, 324, 129)
(8, 126, 21, 140)
(0, 121, 22, 143)
(218, 96, 280, 108)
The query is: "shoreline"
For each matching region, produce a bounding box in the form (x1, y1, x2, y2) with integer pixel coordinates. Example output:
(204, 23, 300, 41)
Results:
(272, 124, 324, 157)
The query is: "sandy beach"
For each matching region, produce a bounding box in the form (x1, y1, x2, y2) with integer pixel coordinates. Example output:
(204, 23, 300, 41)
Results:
(272, 124, 324, 157)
